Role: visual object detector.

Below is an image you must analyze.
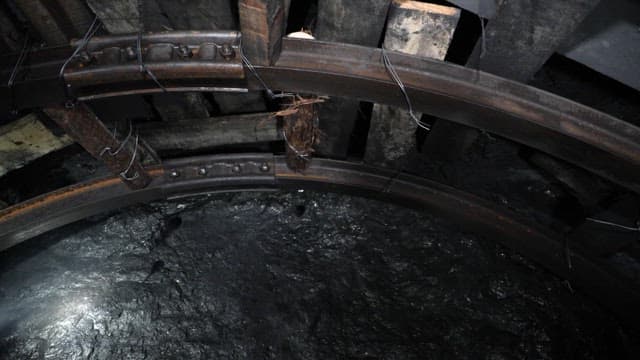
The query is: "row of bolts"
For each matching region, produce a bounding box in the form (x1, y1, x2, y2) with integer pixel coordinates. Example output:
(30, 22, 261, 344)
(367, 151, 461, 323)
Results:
(169, 162, 271, 178)
(76, 42, 237, 65)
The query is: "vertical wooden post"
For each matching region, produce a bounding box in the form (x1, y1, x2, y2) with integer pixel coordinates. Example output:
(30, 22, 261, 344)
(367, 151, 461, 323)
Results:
(239, 0, 287, 66)
(365, 0, 460, 167)
(314, 0, 392, 158)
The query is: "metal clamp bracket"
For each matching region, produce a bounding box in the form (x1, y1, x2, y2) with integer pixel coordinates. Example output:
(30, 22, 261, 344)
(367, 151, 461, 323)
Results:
(162, 154, 276, 198)
(63, 31, 245, 93)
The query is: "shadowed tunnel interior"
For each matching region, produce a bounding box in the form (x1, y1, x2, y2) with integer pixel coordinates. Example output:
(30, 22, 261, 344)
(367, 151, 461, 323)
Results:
(1, 0, 640, 358)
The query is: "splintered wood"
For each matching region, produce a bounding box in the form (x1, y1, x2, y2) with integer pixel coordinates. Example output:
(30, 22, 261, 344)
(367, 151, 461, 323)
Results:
(278, 96, 325, 172)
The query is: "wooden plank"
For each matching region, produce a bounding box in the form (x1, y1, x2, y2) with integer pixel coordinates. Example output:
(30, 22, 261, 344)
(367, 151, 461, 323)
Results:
(15, 0, 68, 45)
(150, 93, 211, 122)
(316, 0, 391, 47)
(18, 0, 93, 43)
(139, 0, 171, 31)
(365, 0, 460, 167)
(239, 0, 287, 65)
(0, 113, 72, 177)
(154, 0, 237, 30)
(54, 0, 95, 37)
(214, 92, 268, 114)
(423, 0, 601, 163)
(314, 0, 391, 158)
(85, 0, 140, 33)
(135, 113, 281, 152)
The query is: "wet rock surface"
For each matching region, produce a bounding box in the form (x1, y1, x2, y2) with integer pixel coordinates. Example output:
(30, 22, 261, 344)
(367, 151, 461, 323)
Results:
(0, 191, 637, 359)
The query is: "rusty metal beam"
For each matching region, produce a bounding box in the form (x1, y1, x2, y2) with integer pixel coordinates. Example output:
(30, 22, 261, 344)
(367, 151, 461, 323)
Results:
(1, 37, 639, 194)
(0, 154, 639, 328)
(43, 103, 151, 189)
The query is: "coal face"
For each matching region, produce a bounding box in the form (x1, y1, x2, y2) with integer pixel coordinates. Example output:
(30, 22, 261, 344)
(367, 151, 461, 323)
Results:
(0, 191, 636, 359)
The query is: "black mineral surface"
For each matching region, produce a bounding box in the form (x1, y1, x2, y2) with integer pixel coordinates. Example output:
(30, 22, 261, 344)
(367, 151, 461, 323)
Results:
(0, 192, 637, 359)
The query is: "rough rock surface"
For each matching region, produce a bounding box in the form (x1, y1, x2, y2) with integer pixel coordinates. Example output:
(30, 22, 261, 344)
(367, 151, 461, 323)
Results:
(0, 191, 636, 359)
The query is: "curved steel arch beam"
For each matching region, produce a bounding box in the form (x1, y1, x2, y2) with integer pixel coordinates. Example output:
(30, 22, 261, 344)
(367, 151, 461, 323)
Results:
(2, 38, 639, 192)
(265, 39, 640, 193)
(0, 154, 638, 326)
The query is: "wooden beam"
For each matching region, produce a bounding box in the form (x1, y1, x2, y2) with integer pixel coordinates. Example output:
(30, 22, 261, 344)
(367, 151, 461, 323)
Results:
(54, 0, 95, 36)
(15, 0, 66, 45)
(150, 93, 211, 122)
(153, 0, 237, 30)
(316, 0, 391, 47)
(214, 92, 268, 114)
(365, 0, 460, 167)
(137, 112, 281, 152)
(314, 0, 391, 158)
(15, 0, 93, 46)
(239, 0, 287, 66)
(423, 0, 601, 163)
(85, 0, 140, 33)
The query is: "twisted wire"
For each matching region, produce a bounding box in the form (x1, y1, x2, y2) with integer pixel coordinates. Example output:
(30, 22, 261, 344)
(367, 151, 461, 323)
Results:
(380, 48, 430, 131)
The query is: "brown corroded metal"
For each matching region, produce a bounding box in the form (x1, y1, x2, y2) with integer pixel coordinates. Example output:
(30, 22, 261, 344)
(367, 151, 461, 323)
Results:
(44, 103, 152, 189)
(0, 155, 639, 328)
(63, 31, 245, 89)
(2, 37, 640, 193)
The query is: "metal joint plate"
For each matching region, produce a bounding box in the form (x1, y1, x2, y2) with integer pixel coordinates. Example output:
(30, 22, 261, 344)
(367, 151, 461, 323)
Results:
(162, 153, 277, 198)
(64, 31, 245, 90)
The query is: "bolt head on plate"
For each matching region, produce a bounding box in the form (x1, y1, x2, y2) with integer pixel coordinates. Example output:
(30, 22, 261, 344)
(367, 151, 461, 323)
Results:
(219, 44, 236, 61)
